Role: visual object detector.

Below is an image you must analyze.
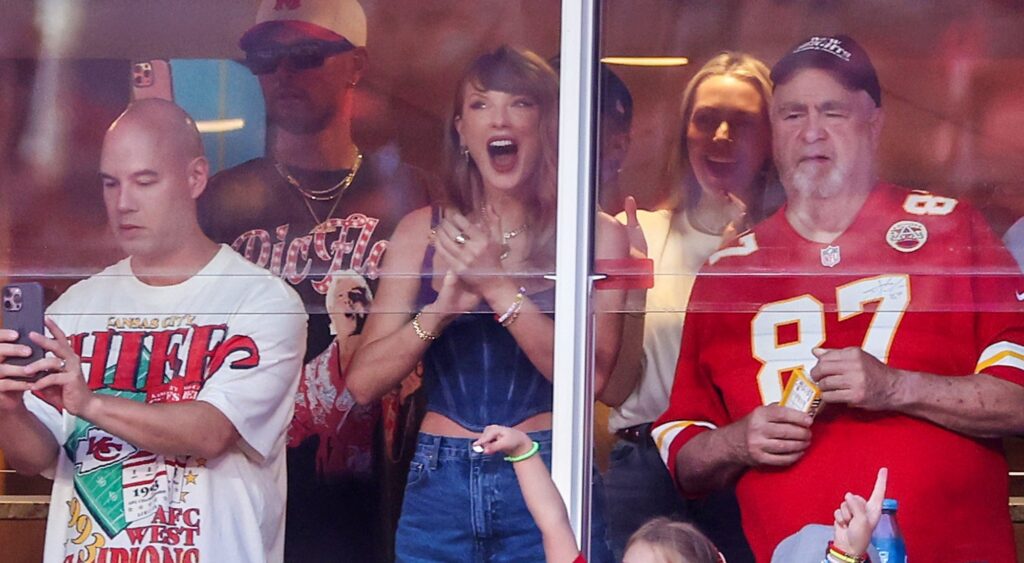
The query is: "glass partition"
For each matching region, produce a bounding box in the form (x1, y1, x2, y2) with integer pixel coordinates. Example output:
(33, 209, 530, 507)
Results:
(0, 2, 613, 562)
(3, 1, 1024, 562)
(594, 2, 1024, 562)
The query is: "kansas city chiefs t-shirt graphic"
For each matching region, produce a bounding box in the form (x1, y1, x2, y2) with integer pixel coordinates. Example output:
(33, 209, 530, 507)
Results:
(24, 247, 306, 563)
(65, 325, 252, 541)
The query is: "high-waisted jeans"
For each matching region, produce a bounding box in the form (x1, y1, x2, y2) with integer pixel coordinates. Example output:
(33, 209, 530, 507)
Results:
(395, 431, 612, 562)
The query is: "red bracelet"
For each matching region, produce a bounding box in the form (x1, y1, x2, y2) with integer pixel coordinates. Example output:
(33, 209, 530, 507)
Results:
(826, 541, 869, 563)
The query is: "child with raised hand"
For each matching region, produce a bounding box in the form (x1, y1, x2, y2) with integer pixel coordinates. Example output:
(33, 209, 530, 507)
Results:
(829, 467, 887, 563)
(772, 467, 888, 563)
(473, 424, 583, 563)
(476, 420, 887, 563)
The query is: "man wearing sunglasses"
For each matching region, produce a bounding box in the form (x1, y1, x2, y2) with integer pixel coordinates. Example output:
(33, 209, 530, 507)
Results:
(198, 0, 432, 561)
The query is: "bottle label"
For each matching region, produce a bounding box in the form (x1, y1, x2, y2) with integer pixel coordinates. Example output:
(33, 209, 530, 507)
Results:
(875, 547, 907, 563)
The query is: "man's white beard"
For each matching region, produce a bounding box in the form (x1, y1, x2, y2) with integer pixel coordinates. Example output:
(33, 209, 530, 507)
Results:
(788, 163, 846, 200)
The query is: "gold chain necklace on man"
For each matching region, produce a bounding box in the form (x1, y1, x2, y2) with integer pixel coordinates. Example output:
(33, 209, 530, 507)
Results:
(274, 152, 363, 233)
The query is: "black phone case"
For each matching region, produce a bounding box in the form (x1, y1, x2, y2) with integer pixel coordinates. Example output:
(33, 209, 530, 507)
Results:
(2, 282, 45, 378)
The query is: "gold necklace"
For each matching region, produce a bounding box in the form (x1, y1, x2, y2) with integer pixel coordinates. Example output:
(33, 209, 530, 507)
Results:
(275, 153, 364, 233)
(275, 152, 363, 201)
(500, 223, 528, 261)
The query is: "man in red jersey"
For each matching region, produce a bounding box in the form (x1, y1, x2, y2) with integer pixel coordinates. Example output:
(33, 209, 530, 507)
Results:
(653, 35, 1024, 563)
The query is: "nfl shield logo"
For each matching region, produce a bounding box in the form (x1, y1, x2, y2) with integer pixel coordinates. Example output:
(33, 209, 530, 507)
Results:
(820, 245, 841, 268)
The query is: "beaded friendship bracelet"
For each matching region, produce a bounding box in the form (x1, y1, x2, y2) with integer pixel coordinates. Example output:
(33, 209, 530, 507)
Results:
(496, 287, 527, 327)
(825, 542, 869, 563)
(504, 441, 540, 463)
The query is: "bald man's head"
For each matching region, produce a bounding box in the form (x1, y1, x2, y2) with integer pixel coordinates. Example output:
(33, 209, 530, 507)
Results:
(106, 98, 204, 162)
(100, 100, 211, 260)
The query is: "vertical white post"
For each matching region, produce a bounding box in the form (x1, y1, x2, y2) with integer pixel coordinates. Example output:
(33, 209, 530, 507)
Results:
(552, 0, 599, 557)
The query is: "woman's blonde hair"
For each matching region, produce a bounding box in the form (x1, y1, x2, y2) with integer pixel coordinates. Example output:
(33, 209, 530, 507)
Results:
(667, 51, 777, 221)
(445, 45, 559, 267)
(625, 517, 722, 563)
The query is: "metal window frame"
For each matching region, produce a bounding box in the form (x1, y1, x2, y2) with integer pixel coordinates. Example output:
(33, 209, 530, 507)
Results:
(552, 0, 600, 557)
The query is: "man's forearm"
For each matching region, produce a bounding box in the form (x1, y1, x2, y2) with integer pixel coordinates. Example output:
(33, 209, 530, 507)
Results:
(674, 423, 749, 495)
(79, 395, 238, 460)
(892, 371, 1024, 438)
(0, 403, 59, 475)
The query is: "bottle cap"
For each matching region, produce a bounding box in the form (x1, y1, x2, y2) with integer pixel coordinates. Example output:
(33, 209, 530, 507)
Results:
(882, 498, 898, 511)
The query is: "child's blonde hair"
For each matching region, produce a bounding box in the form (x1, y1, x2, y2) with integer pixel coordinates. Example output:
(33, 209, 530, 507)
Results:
(624, 517, 721, 563)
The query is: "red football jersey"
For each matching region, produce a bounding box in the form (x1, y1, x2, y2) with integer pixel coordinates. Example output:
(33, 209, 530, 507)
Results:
(653, 184, 1023, 563)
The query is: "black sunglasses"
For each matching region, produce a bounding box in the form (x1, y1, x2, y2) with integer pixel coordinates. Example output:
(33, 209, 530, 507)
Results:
(244, 40, 355, 75)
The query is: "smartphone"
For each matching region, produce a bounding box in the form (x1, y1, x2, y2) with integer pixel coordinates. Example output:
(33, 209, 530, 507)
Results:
(131, 59, 174, 102)
(2, 282, 45, 380)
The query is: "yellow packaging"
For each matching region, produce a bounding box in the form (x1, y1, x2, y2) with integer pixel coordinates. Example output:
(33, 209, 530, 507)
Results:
(780, 367, 822, 417)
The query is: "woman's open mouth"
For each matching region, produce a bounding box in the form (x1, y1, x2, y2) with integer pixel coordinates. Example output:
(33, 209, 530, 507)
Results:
(487, 137, 519, 173)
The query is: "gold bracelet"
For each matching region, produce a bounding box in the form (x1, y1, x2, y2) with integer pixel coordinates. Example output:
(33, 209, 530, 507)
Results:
(412, 312, 440, 341)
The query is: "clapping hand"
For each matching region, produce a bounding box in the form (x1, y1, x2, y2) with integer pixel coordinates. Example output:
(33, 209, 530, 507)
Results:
(434, 209, 505, 291)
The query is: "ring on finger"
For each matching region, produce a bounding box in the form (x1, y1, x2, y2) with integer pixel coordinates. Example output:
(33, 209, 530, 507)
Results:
(454, 232, 468, 245)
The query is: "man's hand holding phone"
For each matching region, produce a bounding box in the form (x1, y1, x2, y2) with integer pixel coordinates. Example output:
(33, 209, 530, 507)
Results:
(26, 318, 96, 417)
(0, 318, 96, 417)
(0, 328, 41, 411)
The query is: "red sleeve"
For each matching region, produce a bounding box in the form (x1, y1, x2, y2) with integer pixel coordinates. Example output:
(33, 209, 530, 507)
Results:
(651, 275, 732, 493)
(287, 356, 317, 447)
(966, 205, 1024, 386)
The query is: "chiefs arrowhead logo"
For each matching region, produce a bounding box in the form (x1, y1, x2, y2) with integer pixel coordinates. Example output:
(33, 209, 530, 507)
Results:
(886, 220, 927, 253)
(74, 428, 138, 474)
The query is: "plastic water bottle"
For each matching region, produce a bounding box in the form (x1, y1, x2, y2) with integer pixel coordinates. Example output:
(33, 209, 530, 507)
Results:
(871, 498, 907, 563)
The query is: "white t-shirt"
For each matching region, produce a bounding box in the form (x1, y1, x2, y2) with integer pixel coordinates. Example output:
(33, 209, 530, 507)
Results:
(24, 245, 307, 563)
(609, 209, 722, 432)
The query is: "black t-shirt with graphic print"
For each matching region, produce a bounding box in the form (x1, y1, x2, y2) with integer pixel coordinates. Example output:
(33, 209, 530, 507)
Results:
(199, 152, 433, 363)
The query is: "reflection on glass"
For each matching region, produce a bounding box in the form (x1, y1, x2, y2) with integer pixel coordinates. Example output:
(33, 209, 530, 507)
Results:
(602, 52, 773, 563)
(348, 45, 622, 562)
(650, 32, 1024, 563)
(4, 1, 1024, 562)
(597, 3, 1024, 563)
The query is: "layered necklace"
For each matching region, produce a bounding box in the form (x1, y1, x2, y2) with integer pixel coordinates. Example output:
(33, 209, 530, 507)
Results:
(274, 152, 364, 232)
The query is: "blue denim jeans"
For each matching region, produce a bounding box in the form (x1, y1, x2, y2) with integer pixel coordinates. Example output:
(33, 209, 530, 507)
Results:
(604, 432, 753, 563)
(395, 431, 612, 563)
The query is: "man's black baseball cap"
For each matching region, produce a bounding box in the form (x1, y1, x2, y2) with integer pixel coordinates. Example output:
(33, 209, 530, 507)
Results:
(770, 35, 882, 107)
